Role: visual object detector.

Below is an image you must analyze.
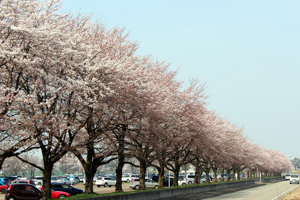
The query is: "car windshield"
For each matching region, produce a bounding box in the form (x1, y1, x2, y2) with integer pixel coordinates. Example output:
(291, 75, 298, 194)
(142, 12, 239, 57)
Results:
(291, 175, 298, 178)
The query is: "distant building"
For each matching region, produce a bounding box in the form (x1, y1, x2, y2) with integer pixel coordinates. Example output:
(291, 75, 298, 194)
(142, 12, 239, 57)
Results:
(290, 158, 300, 170)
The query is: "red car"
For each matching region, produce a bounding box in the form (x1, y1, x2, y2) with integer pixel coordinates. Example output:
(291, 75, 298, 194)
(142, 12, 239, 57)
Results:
(50, 189, 71, 199)
(38, 187, 71, 199)
(5, 184, 70, 200)
(0, 180, 35, 194)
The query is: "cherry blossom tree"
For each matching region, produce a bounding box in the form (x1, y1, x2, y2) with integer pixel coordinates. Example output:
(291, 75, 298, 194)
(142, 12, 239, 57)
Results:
(0, 0, 91, 198)
(164, 80, 207, 187)
(0, 1, 294, 199)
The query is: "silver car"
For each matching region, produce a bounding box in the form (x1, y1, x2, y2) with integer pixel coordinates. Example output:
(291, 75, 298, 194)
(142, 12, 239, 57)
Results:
(57, 177, 75, 185)
(129, 178, 158, 189)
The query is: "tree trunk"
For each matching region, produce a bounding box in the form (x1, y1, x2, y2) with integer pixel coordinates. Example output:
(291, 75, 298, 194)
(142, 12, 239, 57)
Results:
(139, 160, 147, 190)
(232, 168, 236, 181)
(220, 167, 225, 182)
(205, 168, 210, 183)
(213, 168, 218, 182)
(194, 164, 203, 184)
(158, 167, 165, 188)
(236, 168, 240, 180)
(173, 165, 180, 187)
(115, 130, 125, 192)
(83, 145, 98, 194)
(115, 160, 124, 192)
(0, 158, 4, 170)
(226, 168, 231, 181)
(84, 167, 96, 194)
(42, 162, 53, 200)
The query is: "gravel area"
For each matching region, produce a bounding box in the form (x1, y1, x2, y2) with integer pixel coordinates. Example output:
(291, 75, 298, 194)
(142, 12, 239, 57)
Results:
(283, 185, 300, 200)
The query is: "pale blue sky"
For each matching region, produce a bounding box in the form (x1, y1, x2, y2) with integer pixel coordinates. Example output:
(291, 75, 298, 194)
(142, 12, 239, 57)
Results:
(59, 0, 300, 158)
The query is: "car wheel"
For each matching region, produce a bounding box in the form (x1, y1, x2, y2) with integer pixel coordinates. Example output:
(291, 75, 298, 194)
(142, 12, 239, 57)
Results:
(1, 189, 5, 194)
(127, 179, 130, 183)
(182, 183, 186, 185)
(104, 183, 108, 187)
(188, 181, 192, 184)
(58, 195, 66, 199)
(97, 185, 100, 187)
(154, 185, 158, 189)
(109, 185, 111, 187)
(136, 185, 139, 190)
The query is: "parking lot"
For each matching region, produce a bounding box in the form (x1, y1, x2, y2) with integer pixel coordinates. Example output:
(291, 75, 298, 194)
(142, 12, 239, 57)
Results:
(0, 182, 133, 199)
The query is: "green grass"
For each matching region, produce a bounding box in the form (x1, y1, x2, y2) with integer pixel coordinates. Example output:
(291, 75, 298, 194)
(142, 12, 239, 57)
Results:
(67, 188, 161, 199)
(261, 176, 282, 179)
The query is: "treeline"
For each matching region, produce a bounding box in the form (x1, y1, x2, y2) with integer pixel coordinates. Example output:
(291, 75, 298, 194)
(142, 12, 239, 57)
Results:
(0, 0, 292, 199)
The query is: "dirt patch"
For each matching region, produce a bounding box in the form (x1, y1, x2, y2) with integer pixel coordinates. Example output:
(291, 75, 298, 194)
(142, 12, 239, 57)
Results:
(283, 186, 300, 200)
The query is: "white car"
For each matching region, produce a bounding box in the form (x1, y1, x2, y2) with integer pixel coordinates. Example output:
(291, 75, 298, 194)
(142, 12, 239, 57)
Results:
(33, 176, 43, 185)
(289, 174, 299, 184)
(129, 178, 158, 189)
(96, 177, 116, 187)
(122, 174, 139, 182)
(285, 174, 291, 180)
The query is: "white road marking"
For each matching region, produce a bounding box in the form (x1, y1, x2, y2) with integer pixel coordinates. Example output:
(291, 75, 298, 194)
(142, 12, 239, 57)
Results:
(270, 185, 300, 200)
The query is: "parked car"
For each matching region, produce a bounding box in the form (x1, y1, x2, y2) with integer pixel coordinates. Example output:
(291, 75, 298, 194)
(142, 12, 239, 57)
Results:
(4, 177, 18, 182)
(32, 176, 43, 186)
(122, 174, 131, 182)
(50, 189, 71, 199)
(178, 177, 186, 185)
(0, 179, 35, 194)
(73, 176, 80, 184)
(152, 175, 174, 187)
(122, 174, 139, 182)
(289, 174, 299, 184)
(129, 178, 158, 189)
(16, 177, 27, 180)
(7, 183, 71, 200)
(57, 177, 73, 185)
(5, 183, 42, 200)
(96, 176, 116, 187)
(0, 178, 9, 185)
(105, 174, 116, 180)
(48, 183, 83, 196)
(78, 175, 84, 182)
(51, 176, 60, 183)
(83, 176, 98, 185)
(184, 175, 196, 184)
(180, 175, 206, 185)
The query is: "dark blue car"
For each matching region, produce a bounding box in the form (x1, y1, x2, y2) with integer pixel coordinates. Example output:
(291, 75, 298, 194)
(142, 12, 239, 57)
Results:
(50, 183, 83, 195)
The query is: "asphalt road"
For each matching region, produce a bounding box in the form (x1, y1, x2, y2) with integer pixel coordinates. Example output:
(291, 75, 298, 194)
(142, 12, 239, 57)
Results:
(160, 181, 300, 200)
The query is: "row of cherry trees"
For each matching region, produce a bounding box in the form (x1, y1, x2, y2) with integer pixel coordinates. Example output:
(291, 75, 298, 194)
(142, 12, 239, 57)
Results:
(0, 0, 293, 199)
